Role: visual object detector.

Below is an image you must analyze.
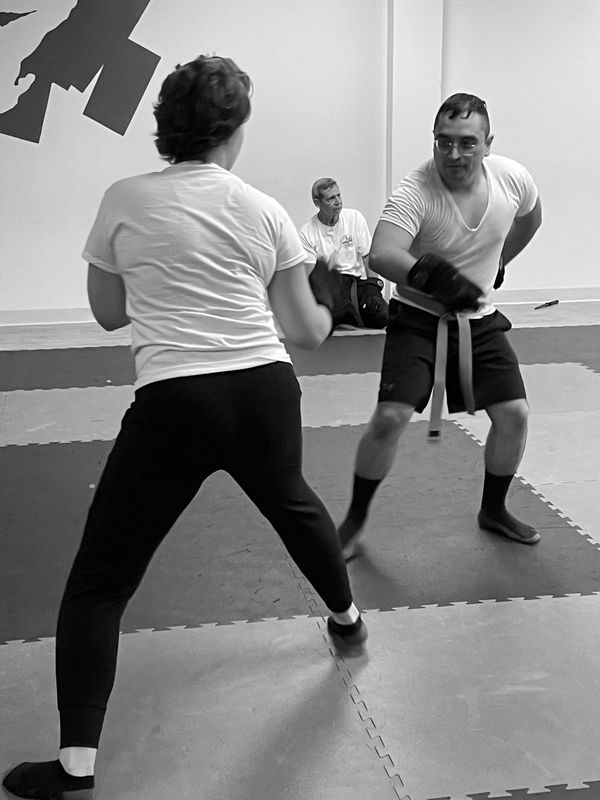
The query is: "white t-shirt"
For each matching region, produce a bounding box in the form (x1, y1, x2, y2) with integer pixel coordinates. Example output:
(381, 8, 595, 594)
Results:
(299, 208, 371, 278)
(380, 154, 539, 318)
(83, 162, 306, 389)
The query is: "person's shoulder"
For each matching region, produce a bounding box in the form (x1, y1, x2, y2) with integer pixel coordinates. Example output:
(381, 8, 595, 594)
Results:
(229, 177, 301, 235)
(387, 160, 436, 205)
(342, 208, 367, 223)
(299, 213, 318, 234)
(236, 176, 287, 215)
(98, 170, 160, 208)
(395, 159, 435, 191)
(104, 172, 143, 194)
(485, 153, 531, 178)
(107, 165, 172, 192)
(485, 154, 538, 196)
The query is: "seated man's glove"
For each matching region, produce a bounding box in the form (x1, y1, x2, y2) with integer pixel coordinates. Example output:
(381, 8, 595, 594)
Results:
(407, 253, 481, 313)
(308, 258, 336, 312)
(362, 294, 385, 316)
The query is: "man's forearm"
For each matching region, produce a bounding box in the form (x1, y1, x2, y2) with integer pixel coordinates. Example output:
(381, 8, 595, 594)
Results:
(501, 208, 542, 265)
(368, 247, 416, 284)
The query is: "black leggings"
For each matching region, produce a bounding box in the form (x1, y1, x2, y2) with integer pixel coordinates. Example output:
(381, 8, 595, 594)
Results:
(56, 362, 352, 748)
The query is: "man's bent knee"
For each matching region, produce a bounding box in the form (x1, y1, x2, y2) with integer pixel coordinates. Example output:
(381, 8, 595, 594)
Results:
(369, 402, 414, 441)
(486, 398, 529, 432)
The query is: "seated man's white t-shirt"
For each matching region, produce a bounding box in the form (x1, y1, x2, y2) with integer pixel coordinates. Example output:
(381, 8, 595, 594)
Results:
(299, 208, 371, 278)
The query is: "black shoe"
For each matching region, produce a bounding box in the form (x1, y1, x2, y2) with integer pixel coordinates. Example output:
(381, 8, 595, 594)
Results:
(326, 616, 368, 656)
(3, 760, 95, 800)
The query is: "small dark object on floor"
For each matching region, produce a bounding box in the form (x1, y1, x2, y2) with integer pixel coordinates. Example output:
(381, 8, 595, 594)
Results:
(534, 299, 559, 310)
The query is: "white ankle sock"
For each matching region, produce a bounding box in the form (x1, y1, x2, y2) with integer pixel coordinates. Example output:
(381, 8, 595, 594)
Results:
(331, 602, 360, 625)
(59, 747, 97, 777)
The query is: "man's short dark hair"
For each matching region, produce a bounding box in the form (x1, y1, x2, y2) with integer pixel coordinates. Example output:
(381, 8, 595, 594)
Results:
(433, 93, 490, 138)
(311, 177, 338, 203)
(154, 55, 252, 164)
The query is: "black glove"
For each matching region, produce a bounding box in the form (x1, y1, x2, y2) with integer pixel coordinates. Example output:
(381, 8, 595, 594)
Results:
(308, 258, 336, 313)
(362, 294, 385, 315)
(494, 256, 505, 289)
(407, 253, 481, 313)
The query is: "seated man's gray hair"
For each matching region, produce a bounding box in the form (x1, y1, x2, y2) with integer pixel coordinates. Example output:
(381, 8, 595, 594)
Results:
(311, 177, 338, 202)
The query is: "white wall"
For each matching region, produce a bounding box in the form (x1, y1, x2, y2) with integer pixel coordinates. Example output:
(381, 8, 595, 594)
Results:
(0, 0, 387, 318)
(388, 0, 444, 191)
(441, 0, 600, 290)
(3, 0, 599, 320)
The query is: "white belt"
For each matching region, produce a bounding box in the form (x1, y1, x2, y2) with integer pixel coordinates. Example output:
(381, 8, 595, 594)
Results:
(428, 312, 475, 442)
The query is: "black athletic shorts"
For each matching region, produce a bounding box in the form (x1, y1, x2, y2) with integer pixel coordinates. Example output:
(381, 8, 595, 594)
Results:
(378, 300, 526, 413)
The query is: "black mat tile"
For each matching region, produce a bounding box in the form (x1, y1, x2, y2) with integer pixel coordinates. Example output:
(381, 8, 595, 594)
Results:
(0, 441, 315, 642)
(303, 422, 600, 611)
(509, 325, 600, 371)
(2, 327, 599, 390)
(0, 334, 386, 390)
(429, 781, 600, 800)
(285, 334, 385, 376)
(0, 347, 134, 390)
(2, 422, 600, 642)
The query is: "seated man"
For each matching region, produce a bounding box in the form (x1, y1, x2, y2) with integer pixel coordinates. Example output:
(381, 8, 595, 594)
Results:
(300, 177, 388, 329)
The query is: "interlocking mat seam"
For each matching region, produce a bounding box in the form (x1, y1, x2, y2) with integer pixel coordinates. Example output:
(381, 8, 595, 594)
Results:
(288, 559, 412, 800)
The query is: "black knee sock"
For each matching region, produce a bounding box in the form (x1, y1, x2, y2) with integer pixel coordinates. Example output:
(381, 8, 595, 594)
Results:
(481, 470, 512, 511)
(347, 474, 382, 522)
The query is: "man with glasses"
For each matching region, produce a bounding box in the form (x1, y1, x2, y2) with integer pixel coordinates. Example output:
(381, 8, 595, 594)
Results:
(337, 93, 542, 559)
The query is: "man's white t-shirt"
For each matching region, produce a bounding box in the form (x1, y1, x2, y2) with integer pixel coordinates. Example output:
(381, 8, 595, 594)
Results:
(299, 208, 371, 278)
(380, 154, 539, 318)
(83, 162, 306, 390)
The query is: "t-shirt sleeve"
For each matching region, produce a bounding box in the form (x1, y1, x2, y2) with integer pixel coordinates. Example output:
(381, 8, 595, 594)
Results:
(354, 211, 372, 256)
(298, 223, 318, 265)
(275, 209, 310, 271)
(379, 174, 426, 239)
(81, 188, 119, 273)
(513, 163, 539, 217)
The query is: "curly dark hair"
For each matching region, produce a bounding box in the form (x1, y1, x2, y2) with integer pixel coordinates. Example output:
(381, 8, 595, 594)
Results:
(153, 55, 252, 164)
(433, 93, 490, 137)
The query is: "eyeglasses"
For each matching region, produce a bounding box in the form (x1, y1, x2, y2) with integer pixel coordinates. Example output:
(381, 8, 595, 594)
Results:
(434, 136, 480, 156)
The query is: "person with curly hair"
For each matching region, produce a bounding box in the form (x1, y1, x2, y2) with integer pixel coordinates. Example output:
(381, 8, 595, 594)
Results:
(3, 55, 366, 800)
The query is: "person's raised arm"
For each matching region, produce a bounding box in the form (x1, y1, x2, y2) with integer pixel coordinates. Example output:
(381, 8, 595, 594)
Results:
(268, 262, 333, 349)
(87, 264, 130, 331)
(370, 221, 481, 313)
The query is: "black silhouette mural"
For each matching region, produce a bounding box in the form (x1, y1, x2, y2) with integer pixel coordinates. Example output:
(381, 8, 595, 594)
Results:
(0, 0, 161, 142)
(0, 11, 35, 26)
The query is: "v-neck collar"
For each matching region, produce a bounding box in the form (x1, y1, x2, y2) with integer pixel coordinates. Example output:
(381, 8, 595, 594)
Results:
(437, 161, 491, 232)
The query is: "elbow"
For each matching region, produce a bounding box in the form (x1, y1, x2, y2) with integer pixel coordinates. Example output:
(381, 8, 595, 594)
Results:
(367, 250, 385, 277)
(292, 330, 327, 350)
(94, 315, 129, 332)
(531, 201, 542, 233)
(368, 248, 400, 282)
(283, 318, 330, 349)
(305, 334, 326, 350)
